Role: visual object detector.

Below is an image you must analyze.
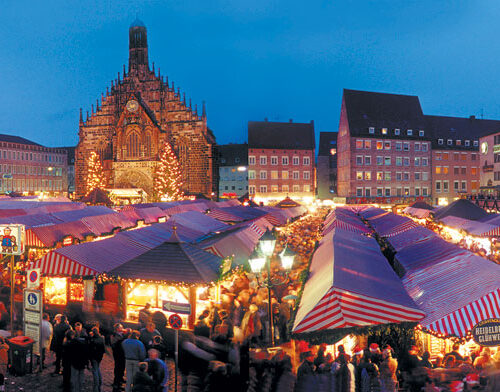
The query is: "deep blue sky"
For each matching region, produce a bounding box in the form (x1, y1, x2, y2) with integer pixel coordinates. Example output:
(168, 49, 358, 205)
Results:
(1, 1, 500, 147)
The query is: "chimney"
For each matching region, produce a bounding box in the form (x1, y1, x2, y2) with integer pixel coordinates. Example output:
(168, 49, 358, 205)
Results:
(289, 119, 293, 123)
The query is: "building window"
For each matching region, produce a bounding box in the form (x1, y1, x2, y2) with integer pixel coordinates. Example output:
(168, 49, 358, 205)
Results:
(384, 172, 391, 181)
(382, 128, 388, 135)
(461, 153, 467, 161)
(356, 156, 363, 165)
(422, 143, 428, 152)
(403, 142, 410, 151)
(443, 181, 449, 192)
(384, 141, 391, 150)
(282, 171, 289, 179)
(396, 142, 402, 151)
(376, 156, 383, 165)
(365, 156, 371, 165)
(235, 157, 240, 163)
(471, 153, 477, 161)
(292, 156, 299, 165)
(293, 185, 300, 192)
(473, 140, 478, 146)
(304, 184, 310, 192)
(377, 188, 383, 197)
(465, 140, 470, 147)
(403, 172, 409, 181)
(282, 156, 289, 165)
(365, 188, 371, 197)
(438, 139, 443, 145)
(303, 171, 310, 180)
(259, 185, 267, 193)
(419, 130, 425, 137)
(248, 170, 256, 180)
(447, 139, 452, 146)
(259, 171, 267, 179)
(471, 167, 477, 176)
(385, 188, 391, 196)
(260, 156, 267, 165)
(293, 171, 299, 180)
(282, 185, 289, 192)
(422, 158, 428, 166)
(375, 172, 382, 180)
(436, 181, 441, 193)
(435, 166, 441, 174)
(407, 129, 413, 136)
(443, 166, 449, 174)
(414, 157, 420, 166)
(271, 156, 278, 165)
(422, 187, 428, 196)
(403, 157, 410, 166)
(271, 185, 278, 193)
(396, 172, 402, 181)
(365, 171, 372, 180)
(271, 171, 279, 179)
(415, 143, 420, 151)
(396, 157, 402, 166)
(356, 187, 363, 197)
(376, 141, 383, 150)
(356, 171, 363, 180)
(461, 167, 466, 175)
(394, 129, 400, 135)
(144, 132, 152, 157)
(249, 156, 256, 165)
(454, 181, 459, 191)
(356, 140, 363, 149)
(249, 185, 256, 194)
(364, 140, 371, 149)
(422, 172, 429, 181)
(369, 127, 375, 134)
(415, 187, 420, 196)
(126, 132, 140, 158)
(415, 172, 421, 180)
(456, 140, 462, 146)
(384, 157, 391, 165)
(303, 156, 310, 165)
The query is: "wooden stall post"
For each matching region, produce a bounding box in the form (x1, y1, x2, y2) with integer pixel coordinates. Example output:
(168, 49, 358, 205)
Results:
(188, 286, 197, 330)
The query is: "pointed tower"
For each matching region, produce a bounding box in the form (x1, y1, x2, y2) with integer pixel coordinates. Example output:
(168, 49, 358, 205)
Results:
(129, 18, 149, 74)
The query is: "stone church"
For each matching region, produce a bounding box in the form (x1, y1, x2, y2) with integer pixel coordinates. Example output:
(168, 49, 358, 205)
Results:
(75, 19, 216, 200)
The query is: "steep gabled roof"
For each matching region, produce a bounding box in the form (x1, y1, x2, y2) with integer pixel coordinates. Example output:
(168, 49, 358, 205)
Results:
(248, 121, 315, 150)
(343, 89, 426, 139)
(0, 134, 42, 146)
(216, 144, 248, 166)
(318, 132, 337, 156)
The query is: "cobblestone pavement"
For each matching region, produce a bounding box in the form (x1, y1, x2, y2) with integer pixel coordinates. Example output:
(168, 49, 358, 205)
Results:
(4, 351, 179, 392)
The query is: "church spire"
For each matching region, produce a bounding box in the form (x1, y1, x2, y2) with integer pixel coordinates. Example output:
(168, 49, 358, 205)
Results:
(202, 101, 206, 118)
(79, 108, 83, 124)
(129, 18, 149, 74)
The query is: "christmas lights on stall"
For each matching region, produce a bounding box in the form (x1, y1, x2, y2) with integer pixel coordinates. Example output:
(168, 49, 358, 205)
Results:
(153, 141, 184, 201)
(86, 151, 106, 195)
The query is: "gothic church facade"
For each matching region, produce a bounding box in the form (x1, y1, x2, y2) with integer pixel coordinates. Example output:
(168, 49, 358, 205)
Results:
(75, 19, 216, 199)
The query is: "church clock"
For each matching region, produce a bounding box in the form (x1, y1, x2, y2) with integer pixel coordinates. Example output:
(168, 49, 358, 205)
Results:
(126, 99, 139, 112)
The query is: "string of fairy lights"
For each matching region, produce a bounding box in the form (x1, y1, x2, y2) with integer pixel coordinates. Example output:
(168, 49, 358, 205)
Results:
(153, 141, 184, 201)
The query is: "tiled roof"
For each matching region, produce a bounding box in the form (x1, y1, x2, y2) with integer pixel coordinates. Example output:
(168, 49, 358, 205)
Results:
(248, 121, 315, 150)
(425, 115, 500, 150)
(0, 134, 42, 146)
(216, 144, 248, 166)
(343, 89, 427, 139)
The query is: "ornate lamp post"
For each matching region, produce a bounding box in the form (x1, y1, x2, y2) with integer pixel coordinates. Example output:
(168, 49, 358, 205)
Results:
(249, 229, 295, 346)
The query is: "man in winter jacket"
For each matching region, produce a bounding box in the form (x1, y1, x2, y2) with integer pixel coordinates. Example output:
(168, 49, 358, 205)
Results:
(89, 327, 106, 392)
(53, 315, 70, 374)
(146, 349, 168, 392)
(123, 331, 147, 392)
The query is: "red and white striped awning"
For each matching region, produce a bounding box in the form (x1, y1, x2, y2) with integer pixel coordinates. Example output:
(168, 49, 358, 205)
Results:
(26, 229, 46, 248)
(426, 288, 500, 338)
(31, 250, 97, 276)
(294, 287, 425, 333)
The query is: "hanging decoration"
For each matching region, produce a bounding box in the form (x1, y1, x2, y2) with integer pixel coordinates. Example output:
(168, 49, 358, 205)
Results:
(85, 151, 106, 195)
(153, 140, 184, 201)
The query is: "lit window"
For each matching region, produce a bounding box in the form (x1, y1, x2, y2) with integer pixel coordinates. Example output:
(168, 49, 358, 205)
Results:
(365, 171, 371, 180)
(271, 171, 278, 179)
(282, 171, 289, 179)
(369, 127, 375, 134)
(456, 140, 462, 146)
(384, 157, 391, 165)
(419, 130, 424, 137)
(384, 141, 391, 150)
(364, 140, 371, 149)
(382, 128, 388, 135)
(356, 171, 363, 180)
(377, 172, 383, 180)
(376, 141, 383, 150)
(248, 170, 255, 179)
(407, 129, 413, 136)
(435, 166, 441, 174)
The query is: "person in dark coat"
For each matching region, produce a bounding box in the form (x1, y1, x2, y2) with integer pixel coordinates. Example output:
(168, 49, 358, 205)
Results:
(193, 310, 211, 338)
(53, 315, 70, 374)
(111, 323, 126, 391)
(68, 327, 89, 392)
(61, 329, 75, 392)
(295, 351, 317, 392)
(132, 362, 155, 392)
(89, 326, 106, 392)
(140, 322, 161, 352)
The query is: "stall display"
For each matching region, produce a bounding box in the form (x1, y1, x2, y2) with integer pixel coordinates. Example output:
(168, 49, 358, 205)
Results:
(44, 277, 68, 305)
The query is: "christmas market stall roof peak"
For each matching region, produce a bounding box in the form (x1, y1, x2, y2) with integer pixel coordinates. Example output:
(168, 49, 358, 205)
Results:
(108, 236, 223, 285)
(80, 188, 113, 206)
(275, 196, 302, 209)
(432, 198, 490, 221)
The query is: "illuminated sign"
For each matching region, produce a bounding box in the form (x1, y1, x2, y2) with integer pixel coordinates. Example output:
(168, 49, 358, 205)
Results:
(0, 224, 24, 255)
(472, 318, 500, 346)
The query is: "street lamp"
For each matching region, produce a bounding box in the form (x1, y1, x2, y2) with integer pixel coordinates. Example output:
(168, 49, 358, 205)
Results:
(249, 229, 294, 346)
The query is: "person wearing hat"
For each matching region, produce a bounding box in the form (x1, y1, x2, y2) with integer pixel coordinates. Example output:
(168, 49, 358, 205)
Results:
(351, 346, 364, 392)
(369, 343, 382, 366)
(296, 351, 317, 392)
(379, 348, 398, 392)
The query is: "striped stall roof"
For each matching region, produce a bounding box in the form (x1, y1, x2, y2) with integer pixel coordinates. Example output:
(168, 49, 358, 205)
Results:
(368, 213, 419, 237)
(80, 213, 135, 235)
(169, 211, 229, 235)
(293, 225, 424, 336)
(28, 221, 94, 248)
(207, 208, 245, 222)
(386, 226, 438, 253)
(403, 207, 433, 219)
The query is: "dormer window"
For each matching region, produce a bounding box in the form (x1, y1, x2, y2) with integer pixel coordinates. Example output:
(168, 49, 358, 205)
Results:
(456, 140, 461, 146)
(465, 140, 470, 147)
(369, 127, 375, 134)
(394, 129, 400, 135)
(419, 130, 425, 137)
(447, 139, 453, 145)
(473, 140, 479, 146)
(438, 139, 444, 145)
(407, 129, 413, 136)
(381, 128, 388, 135)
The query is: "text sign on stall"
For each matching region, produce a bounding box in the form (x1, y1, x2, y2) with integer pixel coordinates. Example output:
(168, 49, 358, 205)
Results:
(162, 300, 191, 315)
(169, 313, 183, 330)
(23, 289, 42, 355)
(27, 268, 40, 289)
(472, 318, 500, 346)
